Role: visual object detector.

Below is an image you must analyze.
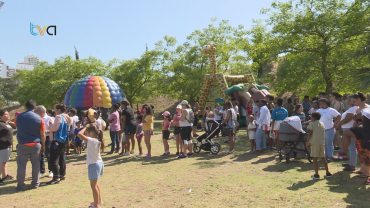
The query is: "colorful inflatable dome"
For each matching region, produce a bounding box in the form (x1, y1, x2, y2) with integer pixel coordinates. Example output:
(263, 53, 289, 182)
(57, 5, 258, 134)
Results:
(63, 76, 126, 108)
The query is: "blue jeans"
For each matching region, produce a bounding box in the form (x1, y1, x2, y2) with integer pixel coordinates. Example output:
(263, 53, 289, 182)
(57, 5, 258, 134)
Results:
(342, 128, 357, 166)
(255, 128, 267, 150)
(110, 131, 120, 153)
(324, 128, 335, 157)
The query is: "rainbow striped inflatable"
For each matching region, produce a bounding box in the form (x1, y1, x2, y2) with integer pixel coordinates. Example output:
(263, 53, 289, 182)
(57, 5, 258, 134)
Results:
(63, 76, 126, 108)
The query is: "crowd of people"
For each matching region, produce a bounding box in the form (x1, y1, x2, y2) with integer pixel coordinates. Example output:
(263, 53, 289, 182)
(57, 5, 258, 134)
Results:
(0, 91, 369, 207)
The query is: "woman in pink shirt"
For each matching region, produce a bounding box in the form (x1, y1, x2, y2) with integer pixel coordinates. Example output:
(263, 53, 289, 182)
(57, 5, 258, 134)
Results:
(107, 104, 121, 154)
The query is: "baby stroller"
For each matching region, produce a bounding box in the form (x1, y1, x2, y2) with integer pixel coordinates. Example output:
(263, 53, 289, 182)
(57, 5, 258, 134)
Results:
(278, 116, 312, 164)
(193, 119, 221, 154)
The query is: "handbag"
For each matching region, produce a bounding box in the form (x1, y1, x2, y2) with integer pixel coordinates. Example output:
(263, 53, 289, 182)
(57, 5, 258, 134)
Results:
(262, 124, 271, 131)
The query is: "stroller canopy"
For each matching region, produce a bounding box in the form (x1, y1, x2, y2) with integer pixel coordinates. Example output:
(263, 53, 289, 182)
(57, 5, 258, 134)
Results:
(283, 116, 306, 133)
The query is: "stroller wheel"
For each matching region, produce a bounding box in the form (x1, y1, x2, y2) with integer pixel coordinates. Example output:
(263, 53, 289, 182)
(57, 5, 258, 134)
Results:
(210, 144, 220, 154)
(193, 145, 201, 153)
(214, 142, 221, 149)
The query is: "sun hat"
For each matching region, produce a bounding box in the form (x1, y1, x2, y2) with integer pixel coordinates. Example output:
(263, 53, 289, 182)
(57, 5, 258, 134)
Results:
(180, 100, 189, 105)
(162, 111, 170, 116)
(176, 105, 182, 109)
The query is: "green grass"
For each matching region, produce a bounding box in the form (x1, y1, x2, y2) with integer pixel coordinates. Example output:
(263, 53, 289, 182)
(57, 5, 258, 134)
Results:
(1, 123, 370, 207)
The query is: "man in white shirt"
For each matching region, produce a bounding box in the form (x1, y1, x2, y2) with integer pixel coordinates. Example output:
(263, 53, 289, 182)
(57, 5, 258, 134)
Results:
(252, 100, 271, 154)
(35, 105, 54, 178)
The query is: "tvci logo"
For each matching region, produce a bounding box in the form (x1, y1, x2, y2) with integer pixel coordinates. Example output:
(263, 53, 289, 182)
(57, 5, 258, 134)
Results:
(30, 22, 56, 36)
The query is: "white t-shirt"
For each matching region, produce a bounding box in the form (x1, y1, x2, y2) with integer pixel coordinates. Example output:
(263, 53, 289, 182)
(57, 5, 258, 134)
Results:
(179, 109, 192, 127)
(341, 106, 358, 129)
(234, 105, 239, 115)
(86, 137, 102, 164)
(214, 108, 221, 120)
(95, 118, 102, 131)
(42, 115, 53, 135)
(70, 115, 79, 133)
(317, 107, 340, 129)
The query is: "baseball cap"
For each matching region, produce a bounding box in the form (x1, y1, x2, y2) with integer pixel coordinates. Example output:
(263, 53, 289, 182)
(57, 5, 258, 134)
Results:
(162, 111, 170, 116)
(180, 100, 189, 105)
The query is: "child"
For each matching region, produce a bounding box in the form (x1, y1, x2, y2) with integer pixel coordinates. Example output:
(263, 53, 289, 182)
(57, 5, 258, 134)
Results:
(93, 111, 105, 153)
(161, 111, 172, 157)
(247, 115, 256, 152)
(306, 112, 332, 179)
(77, 123, 104, 208)
(173, 105, 183, 156)
(135, 115, 143, 157)
(74, 121, 83, 155)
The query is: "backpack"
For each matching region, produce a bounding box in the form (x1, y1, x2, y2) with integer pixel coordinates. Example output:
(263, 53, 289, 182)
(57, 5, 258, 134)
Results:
(55, 115, 68, 143)
(186, 109, 195, 124)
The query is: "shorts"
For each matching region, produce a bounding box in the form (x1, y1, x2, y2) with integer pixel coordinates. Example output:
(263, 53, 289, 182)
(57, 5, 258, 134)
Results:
(174, 126, 181, 135)
(224, 127, 234, 137)
(0, 148, 11, 162)
(235, 121, 240, 127)
(136, 132, 143, 140)
(122, 134, 126, 142)
(248, 131, 256, 140)
(88, 161, 104, 180)
(180, 126, 192, 141)
(162, 130, 170, 140)
(125, 123, 137, 135)
(273, 120, 283, 131)
(143, 129, 153, 136)
(75, 141, 82, 147)
(310, 144, 325, 158)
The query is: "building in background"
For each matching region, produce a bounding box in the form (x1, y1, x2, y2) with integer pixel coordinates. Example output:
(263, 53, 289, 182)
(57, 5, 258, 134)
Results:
(24, 55, 39, 66)
(16, 62, 34, 70)
(7, 67, 16, 77)
(0, 60, 9, 78)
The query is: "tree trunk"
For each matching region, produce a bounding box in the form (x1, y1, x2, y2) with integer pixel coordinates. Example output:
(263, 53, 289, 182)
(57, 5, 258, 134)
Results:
(325, 80, 333, 95)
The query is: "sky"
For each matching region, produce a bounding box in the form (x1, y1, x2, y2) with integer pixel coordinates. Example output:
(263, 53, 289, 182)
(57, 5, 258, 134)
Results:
(0, 0, 287, 68)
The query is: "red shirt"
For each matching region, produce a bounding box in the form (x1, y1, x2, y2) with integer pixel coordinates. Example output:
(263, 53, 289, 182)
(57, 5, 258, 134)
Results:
(245, 107, 253, 115)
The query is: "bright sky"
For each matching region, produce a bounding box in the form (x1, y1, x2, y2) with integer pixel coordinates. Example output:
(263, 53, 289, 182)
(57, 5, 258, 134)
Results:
(0, 0, 287, 68)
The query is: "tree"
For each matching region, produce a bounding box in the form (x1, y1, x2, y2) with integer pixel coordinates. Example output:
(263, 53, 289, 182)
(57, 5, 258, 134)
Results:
(109, 50, 163, 105)
(14, 56, 110, 109)
(0, 78, 19, 104)
(155, 19, 253, 103)
(261, 0, 370, 96)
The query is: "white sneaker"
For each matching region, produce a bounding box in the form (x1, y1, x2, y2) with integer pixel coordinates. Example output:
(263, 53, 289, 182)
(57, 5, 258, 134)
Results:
(235, 136, 240, 140)
(130, 150, 135, 154)
(226, 150, 234, 154)
(122, 152, 130, 156)
(48, 171, 53, 178)
(136, 153, 142, 157)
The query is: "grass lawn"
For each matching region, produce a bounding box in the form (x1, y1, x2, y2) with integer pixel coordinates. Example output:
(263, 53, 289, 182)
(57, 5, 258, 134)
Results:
(1, 122, 370, 208)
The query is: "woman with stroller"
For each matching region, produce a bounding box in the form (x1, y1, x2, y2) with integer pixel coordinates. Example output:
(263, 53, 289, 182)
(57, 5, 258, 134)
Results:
(221, 101, 236, 154)
(317, 98, 341, 163)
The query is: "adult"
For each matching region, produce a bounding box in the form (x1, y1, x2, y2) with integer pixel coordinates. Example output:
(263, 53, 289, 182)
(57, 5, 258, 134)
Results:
(265, 95, 275, 113)
(47, 104, 73, 185)
(68, 108, 79, 155)
(35, 105, 54, 178)
(120, 100, 136, 156)
(202, 106, 209, 131)
(142, 105, 154, 158)
(222, 101, 236, 154)
(284, 98, 294, 117)
(317, 98, 341, 162)
(16, 100, 45, 190)
(302, 95, 311, 119)
(329, 92, 342, 151)
(231, 98, 240, 140)
(333, 93, 369, 164)
(173, 105, 183, 156)
(252, 100, 260, 118)
(94, 110, 105, 153)
(214, 104, 222, 137)
(178, 100, 193, 159)
(333, 95, 358, 171)
(0, 110, 14, 184)
(252, 99, 271, 154)
(107, 104, 121, 154)
(342, 94, 351, 112)
(270, 98, 288, 153)
(192, 102, 199, 137)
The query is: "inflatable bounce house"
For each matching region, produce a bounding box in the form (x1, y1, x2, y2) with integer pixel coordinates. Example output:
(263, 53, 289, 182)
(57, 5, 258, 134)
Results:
(63, 76, 126, 109)
(199, 44, 271, 127)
